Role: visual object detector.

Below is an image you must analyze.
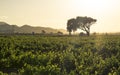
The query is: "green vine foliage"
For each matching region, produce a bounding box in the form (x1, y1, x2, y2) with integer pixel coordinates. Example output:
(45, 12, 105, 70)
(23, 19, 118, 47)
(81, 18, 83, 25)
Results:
(0, 35, 120, 75)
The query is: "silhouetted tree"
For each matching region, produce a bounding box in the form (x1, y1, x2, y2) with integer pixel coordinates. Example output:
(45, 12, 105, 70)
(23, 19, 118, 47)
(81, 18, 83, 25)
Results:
(32, 32, 35, 35)
(67, 18, 77, 35)
(93, 32, 97, 35)
(76, 16, 97, 36)
(79, 32, 86, 36)
(57, 31, 63, 35)
(41, 30, 46, 34)
(67, 16, 97, 36)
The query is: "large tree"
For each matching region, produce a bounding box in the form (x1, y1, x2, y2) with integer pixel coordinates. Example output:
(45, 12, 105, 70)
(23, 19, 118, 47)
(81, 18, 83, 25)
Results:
(67, 18, 78, 35)
(67, 16, 97, 36)
(76, 16, 97, 36)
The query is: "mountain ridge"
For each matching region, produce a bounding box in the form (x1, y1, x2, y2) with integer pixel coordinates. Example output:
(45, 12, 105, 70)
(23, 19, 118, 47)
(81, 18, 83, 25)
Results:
(0, 22, 67, 34)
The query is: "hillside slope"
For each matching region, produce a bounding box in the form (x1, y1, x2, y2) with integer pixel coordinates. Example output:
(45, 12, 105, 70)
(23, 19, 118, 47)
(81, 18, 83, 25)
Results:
(0, 22, 67, 34)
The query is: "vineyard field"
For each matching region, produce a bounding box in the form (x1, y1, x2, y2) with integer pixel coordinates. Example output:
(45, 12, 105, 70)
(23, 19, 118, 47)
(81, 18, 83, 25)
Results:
(0, 35, 120, 75)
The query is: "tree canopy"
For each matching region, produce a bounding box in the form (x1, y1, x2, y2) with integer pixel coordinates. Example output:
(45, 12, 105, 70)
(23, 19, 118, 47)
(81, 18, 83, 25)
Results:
(67, 18, 76, 35)
(67, 16, 97, 36)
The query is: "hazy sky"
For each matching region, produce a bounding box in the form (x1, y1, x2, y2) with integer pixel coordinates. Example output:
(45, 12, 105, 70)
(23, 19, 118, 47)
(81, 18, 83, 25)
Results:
(0, 0, 120, 33)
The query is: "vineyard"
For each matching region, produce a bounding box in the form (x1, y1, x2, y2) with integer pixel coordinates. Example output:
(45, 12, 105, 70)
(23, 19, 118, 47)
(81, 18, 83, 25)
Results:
(0, 35, 120, 75)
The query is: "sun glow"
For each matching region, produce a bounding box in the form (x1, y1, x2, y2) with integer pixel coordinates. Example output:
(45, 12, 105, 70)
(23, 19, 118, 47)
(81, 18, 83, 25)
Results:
(71, 0, 111, 13)
(84, 0, 107, 9)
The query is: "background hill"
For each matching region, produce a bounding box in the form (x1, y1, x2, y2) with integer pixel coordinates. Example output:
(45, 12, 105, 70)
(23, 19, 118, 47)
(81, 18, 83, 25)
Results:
(0, 22, 67, 34)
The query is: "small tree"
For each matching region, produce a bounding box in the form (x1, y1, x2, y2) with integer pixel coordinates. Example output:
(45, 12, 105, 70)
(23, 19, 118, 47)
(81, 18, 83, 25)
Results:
(32, 32, 35, 35)
(41, 30, 46, 34)
(57, 31, 63, 35)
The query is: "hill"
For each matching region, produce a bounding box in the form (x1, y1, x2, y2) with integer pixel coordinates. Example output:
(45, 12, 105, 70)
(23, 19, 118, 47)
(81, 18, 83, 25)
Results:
(0, 22, 67, 34)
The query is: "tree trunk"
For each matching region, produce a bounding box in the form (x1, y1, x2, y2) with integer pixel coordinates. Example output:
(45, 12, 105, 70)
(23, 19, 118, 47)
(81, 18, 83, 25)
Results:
(69, 32, 71, 35)
(86, 28, 90, 36)
(86, 31, 90, 36)
(87, 32, 90, 36)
